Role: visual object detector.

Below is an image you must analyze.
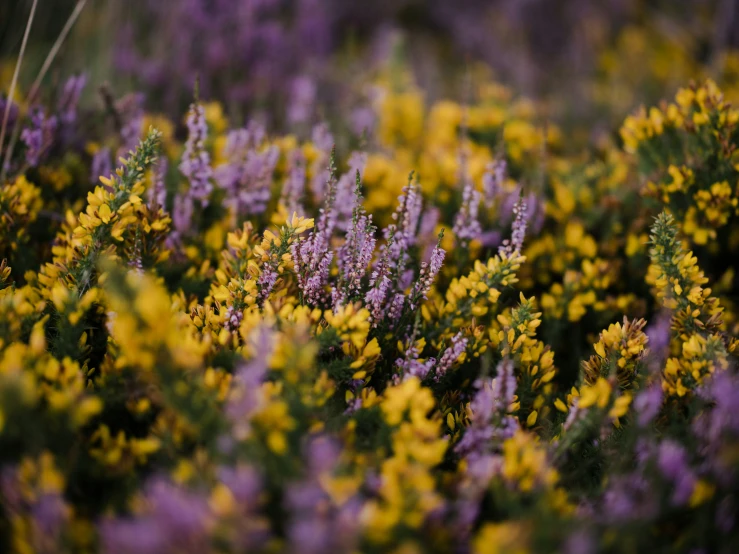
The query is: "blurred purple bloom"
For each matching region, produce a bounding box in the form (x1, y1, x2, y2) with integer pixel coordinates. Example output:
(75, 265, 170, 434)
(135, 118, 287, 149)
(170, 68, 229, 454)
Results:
(216, 122, 279, 217)
(499, 194, 528, 257)
(57, 73, 87, 126)
(288, 75, 317, 124)
(309, 123, 334, 202)
(693, 370, 739, 483)
(100, 478, 210, 554)
(657, 440, 696, 506)
(226, 329, 274, 440)
(645, 310, 672, 372)
(99, 518, 166, 554)
(91, 147, 113, 185)
(634, 382, 663, 427)
(453, 173, 482, 247)
(180, 102, 213, 205)
(147, 157, 168, 212)
(351, 106, 376, 137)
(172, 193, 194, 235)
(21, 107, 58, 167)
(281, 148, 307, 215)
(335, 152, 368, 230)
(116, 92, 145, 158)
(285, 435, 360, 554)
(602, 474, 658, 522)
(217, 464, 262, 507)
(563, 530, 596, 554)
(716, 496, 736, 533)
(482, 159, 506, 208)
(456, 359, 519, 460)
(0, 96, 19, 138)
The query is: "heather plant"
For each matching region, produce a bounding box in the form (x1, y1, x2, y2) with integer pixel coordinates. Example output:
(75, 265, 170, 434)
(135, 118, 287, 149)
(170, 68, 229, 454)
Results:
(2, 3, 739, 552)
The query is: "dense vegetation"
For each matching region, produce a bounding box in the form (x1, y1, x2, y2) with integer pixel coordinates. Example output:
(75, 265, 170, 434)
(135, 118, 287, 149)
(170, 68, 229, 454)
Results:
(2, 1, 739, 552)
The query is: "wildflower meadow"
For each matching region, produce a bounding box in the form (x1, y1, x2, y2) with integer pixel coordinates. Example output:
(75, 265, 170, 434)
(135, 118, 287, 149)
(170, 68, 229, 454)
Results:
(1, 1, 739, 552)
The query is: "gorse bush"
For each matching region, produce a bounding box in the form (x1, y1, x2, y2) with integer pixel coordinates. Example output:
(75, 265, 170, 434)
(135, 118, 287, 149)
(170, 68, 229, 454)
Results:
(2, 28, 739, 553)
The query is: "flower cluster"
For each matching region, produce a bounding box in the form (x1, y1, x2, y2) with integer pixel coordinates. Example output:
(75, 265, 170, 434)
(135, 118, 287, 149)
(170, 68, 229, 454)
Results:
(2, 32, 739, 552)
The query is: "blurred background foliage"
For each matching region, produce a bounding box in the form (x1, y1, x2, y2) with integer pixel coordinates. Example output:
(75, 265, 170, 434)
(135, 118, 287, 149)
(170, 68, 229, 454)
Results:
(3, 0, 739, 140)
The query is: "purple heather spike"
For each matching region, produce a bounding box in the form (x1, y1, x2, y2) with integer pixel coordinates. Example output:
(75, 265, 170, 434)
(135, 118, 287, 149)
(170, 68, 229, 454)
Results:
(179, 102, 213, 205)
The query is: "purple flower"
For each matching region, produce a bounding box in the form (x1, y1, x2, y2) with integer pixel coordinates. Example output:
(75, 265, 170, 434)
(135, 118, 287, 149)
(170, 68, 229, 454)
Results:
(456, 360, 519, 460)
(217, 464, 262, 507)
(91, 147, 113, 185)
(498, 194, 528, 257)
(418, 207, 440, 245)
(351, 106, 376, 137)
(21, 107, 58, 167)
(288, 75, 317, 124)
(410, 233, 446, 309)
(693, 370, 739, 483)
(364, 178, 423, 325)
(452, 174, 482, 247)
(281, 148, 307, 215)
(525, 191, 546, 236)
(334, 152, 368, 231)
(215, 122, 279, 217)
(226, 329, 274, 441)
(716, 496, 736, 533)
(99, 518, 166, 554)
(483, 159, 507, 208)
(223, 305, 244, 333)
(0, 96, 19, 138)
(257, 264, 279, 303)
(563, 529, 596, 554)
(389, 176, 423, 257)
(364, 270, 392, 326)
(284, 435, 360, 554)
(334, 175, 377, 307)
(172, 192, 194, 235)
(180, 102, 213, 205)
(645, 310, 672, 373)
(657, 440, 696, 506)
(293, 148, 337, 307)
(433, 332, 468, 381)
(100, 478, 211, 554)
(116, 92, 145, 158)
(147, 157, 168, 212)
(634, 382, 663, 427)
(602, 474, 658, 523)
(396, 338, 436, 381)
(57, 73, 87, 126)
(309, 123, 334, 202)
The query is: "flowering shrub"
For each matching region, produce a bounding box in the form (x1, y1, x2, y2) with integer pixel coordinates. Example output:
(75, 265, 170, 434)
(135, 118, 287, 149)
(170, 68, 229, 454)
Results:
(2, 16, 739, 551)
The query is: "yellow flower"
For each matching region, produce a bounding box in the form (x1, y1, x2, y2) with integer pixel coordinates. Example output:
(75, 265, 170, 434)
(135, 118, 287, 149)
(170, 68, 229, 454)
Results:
(578, 378, 611, 409)
(474, 522, 529, 554)
(324, 303, 371, 349)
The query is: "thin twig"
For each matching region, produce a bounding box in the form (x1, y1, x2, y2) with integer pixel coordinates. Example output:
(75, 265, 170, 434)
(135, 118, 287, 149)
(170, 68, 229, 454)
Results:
(0, 0, 39, 178)
(99, 83, 123, 132)
(28, 0, 88, 103)
(2, 0, 89, 181)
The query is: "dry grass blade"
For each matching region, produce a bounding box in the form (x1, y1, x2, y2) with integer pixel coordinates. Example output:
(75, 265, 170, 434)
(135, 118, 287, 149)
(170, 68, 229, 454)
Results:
(0, 0, 39, 170)
(28, 0, 88, 103)
(1, 0, 88, 183)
